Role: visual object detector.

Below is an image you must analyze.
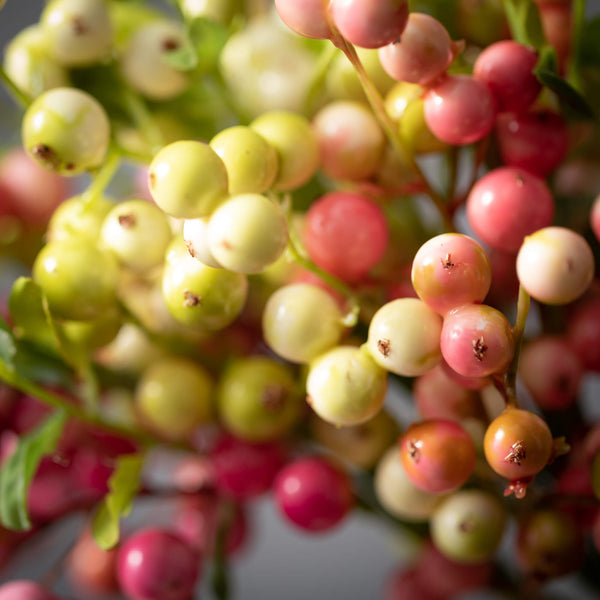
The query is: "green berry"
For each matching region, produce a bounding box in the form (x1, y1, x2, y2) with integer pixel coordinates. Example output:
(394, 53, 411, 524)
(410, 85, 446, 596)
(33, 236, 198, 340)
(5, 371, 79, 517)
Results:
(100, 199, 173, 273)
(22, 87, 110, 175)
(136, 356, 214, 440)
(250, 111, 320, 191)
(218, 356, 302, 442)
(48, 195, 115, 243)
(209, 126, 279, 195)
(148, 140, 229, 219)
(162, 238, 248, 330)
(306, 345, 388, 427)
(207, 193, 289, 274)
(33, 238, 119, 321)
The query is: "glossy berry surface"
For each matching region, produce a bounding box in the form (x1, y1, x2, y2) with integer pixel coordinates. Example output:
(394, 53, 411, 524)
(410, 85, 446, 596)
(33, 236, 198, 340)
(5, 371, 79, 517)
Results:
(399, 419, 476, 494)
(274, 456, 354, 532)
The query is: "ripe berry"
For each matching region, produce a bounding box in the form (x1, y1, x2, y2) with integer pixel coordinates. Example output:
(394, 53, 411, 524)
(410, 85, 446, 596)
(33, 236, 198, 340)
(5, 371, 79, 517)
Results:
(274, 455, 354, 532)
(440, 303, 514, 379)
(304, 191, 389, 283)
(473, 40, 541, 113)
(117, 528, 200, 600)
(484, 408, 554, 497)
(378, 13, 454, 86)
(423, 74, 497, 145)
(411, 233, 492, 316)
(0, 581, 62, 600)
(399, 419, 476, 494)
(274, 0, 333, 40)
(466, 167, 555, 252)
(329, 0, 410, 49)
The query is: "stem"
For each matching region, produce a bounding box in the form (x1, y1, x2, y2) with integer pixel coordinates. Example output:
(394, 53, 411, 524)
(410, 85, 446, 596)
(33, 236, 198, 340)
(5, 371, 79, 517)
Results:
(80, 149, 122, 206)
(303, 42, 338, 114)
(286, 231, 360, 327)
(335, 38, 454, 231)
(121, 89, 165, 156)
(504, 285, 531, 407)
(0, 64, 32, 109)
(3, 370, 158, 447)
(210, 500, 233, 600)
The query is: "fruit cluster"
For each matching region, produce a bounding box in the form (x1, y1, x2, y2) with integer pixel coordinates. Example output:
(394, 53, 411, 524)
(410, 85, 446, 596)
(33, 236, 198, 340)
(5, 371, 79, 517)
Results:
(0, 0, 599, 598)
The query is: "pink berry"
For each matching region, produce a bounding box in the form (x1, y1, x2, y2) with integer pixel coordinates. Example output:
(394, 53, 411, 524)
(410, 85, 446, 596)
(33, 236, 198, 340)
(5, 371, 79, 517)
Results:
(117, 528, 200, 600)
(274, 0, 333, 39)
(274, 455, 354, 532)
(329, 0, 409, 49)
(466, 167, 555, 252)
(377, 13, 454, 86)
(411, 233, 492, 316)
(304, 191, 389, 283)
(519, 335, 583, 411)
(423, 74, 497, 145)
(0, 581, 62, 600)
(399, 419, 476, 494)
(494, 109, 569, 177)
(473, 40, 541, 113)
(440, 303, 514, 379)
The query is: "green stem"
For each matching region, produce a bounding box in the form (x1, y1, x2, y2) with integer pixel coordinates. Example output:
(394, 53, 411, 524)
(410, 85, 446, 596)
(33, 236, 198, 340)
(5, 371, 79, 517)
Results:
(504, 284, 531, 407)
(0, 64, 32, 109)
(335, 37, 454, 232)
(303, 42, 338, 114)
(121, 89, 165, 156)
(80, 149, 122, 206)
(286, 230, 360, 327)
(4, 370, 158, 447)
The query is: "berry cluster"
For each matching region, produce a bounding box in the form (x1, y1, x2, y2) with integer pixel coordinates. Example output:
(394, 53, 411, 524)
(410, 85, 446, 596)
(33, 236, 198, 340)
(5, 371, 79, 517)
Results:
(0, 0, 599, 598)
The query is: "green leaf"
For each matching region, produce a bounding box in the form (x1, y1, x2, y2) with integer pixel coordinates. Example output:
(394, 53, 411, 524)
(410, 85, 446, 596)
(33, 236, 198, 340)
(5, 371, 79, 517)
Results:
(92, 453, 144, 550)
(534, 68, 596, 120)
(502, 0, 546, 49)
(9, 277, 58, 352)
(0, 409, 67, 530)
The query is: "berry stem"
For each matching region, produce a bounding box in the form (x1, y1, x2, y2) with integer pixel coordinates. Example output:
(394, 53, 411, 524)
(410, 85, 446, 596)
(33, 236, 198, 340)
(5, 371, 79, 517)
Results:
(504, 284, 531, 407)
(210, 500, 233, 600)
(303, 42, 338, 114)
(334, 37, 454, 232)
(0, 64, 32, 109)
(0, 369, 158, 447)
(121, 88, 166, 157)
(80, 148, 122, 206)
(286, 227, 360, 327)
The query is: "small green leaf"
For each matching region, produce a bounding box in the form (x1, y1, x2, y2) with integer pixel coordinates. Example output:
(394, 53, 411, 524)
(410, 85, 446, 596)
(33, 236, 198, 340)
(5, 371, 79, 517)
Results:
(92, 453, 144, 550)
(9, 277, 57, 352)
(502, 0, 546, 49)
(534, 68, 596, 120)
(0, 409, 67, 530)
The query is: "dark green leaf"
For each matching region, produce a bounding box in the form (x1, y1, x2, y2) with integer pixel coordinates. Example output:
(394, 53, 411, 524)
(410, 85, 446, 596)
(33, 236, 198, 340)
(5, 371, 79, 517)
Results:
(92, 453, 144, 550)
(0, 409, 67, 530)
(534, 68, 596, 120)
(502, 0, 546, 49)
(536, 45, 558, 75)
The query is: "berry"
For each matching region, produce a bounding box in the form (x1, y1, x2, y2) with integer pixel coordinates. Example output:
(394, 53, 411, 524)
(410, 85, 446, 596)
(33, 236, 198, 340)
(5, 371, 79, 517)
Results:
(0, 581, 62, 600)
(516, 226, 595, 305)
(274, 0, 333, 40)
(117, 528, 200, 600)
(22, 87, 110, 175)
(466, 167, 555, 252)
(423, 74, 497, 145)
(274, 455, 354, 532)
(399, 419, 476, 494)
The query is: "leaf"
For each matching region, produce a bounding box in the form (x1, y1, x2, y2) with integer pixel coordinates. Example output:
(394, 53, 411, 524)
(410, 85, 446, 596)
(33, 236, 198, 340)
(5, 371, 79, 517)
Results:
(534, 68, 596, 120)
(9, 277, 57, 352)
(188, 17, 228, 73)
(92, 453, 144, 550)
(502, 0, 546, 49)
(0, 409, 67, 530)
